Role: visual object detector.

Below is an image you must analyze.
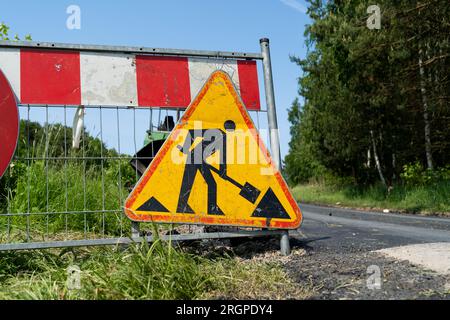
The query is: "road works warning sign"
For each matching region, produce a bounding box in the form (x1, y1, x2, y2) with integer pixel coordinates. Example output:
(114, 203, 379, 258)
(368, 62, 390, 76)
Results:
(124, 71, 302, 229)
(0, 70, 19, 178)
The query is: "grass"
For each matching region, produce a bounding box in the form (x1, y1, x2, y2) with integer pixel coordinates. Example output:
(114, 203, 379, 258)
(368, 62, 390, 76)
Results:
(203, 258, 309, 299)
(0, 241, 313, 300)
(292, 180, 450, 215)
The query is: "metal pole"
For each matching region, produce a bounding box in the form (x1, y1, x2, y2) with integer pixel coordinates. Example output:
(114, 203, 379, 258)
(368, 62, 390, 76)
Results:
(260, 38, 291, 256)
(131, 221, 140, 239)
(260, 38, 282, 169)
(280, 231, 291, 255)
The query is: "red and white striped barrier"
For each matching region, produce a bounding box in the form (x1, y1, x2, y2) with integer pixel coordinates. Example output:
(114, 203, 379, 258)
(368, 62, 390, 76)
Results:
(0, 48, 261, 110)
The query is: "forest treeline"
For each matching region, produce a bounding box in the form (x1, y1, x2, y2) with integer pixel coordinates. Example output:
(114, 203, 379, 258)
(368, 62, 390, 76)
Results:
(285, 0, 450, 187)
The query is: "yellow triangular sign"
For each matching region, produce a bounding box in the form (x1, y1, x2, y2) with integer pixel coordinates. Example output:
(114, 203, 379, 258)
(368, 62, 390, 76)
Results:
(125, 71, 302, 229)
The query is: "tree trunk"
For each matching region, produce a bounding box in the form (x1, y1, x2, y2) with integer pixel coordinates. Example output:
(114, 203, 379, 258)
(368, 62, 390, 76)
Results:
(366, 148, 371, 168)
(418, 44, 434, 170)
(370, 130, 387, 187)
(392, 152, 396, 181)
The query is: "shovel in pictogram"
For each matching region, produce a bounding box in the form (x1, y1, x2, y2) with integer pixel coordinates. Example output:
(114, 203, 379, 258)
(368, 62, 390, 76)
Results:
(206, 164, 261, 203)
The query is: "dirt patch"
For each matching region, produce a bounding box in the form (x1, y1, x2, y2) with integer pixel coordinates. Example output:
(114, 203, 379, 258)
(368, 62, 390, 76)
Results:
(185, 237, 450, 300)
(285, 239, 450, 300)
(183, 237, 315, 300)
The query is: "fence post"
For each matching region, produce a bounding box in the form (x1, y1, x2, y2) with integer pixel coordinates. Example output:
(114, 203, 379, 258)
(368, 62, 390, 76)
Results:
(260, 38, 291, 256)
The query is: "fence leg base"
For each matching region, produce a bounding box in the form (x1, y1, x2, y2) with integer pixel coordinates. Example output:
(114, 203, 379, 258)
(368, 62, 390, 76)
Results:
(280, 230, 291, 256)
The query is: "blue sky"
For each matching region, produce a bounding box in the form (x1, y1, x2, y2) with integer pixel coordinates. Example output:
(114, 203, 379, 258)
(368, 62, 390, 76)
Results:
(1, 0, 309, 159)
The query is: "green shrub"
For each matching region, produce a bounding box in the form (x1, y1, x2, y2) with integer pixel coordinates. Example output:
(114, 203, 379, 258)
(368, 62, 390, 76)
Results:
(401, 162, 450, 186)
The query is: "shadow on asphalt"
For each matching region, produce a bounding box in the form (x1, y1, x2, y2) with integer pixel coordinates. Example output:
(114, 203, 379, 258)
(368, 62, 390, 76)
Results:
(184, 235, 333, 260)
(292, 237, 331, 246)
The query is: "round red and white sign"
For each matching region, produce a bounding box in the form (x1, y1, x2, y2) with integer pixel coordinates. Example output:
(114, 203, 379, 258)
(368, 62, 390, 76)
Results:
(0, 70, 19, 178)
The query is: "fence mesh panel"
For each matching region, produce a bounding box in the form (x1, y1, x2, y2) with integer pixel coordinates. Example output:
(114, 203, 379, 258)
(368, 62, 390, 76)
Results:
(0, 104, 269, 249)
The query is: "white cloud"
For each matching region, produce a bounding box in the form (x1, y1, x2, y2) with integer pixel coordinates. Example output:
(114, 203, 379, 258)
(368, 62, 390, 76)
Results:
(279, 0, 307, 14)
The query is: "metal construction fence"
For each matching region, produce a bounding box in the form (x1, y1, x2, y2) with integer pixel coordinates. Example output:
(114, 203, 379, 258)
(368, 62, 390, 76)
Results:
(0, 39, 287, 251)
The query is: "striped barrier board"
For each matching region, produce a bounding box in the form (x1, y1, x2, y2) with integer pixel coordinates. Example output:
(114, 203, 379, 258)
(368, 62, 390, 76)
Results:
(0, 48, 261, 110)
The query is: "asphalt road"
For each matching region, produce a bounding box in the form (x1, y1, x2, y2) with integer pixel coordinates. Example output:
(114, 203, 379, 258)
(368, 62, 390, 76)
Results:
(293, 204, 450, 253)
